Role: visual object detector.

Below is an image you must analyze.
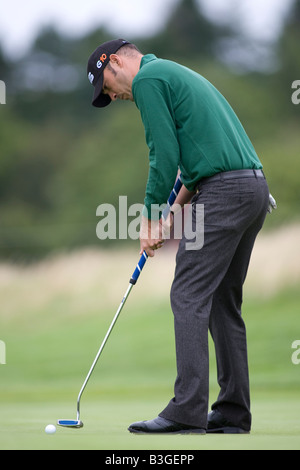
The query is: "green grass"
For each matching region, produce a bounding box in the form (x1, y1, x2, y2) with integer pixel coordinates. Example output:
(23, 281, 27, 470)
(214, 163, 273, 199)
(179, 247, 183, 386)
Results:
(0, 258, 300, 450)
(1, 395, 300, 450)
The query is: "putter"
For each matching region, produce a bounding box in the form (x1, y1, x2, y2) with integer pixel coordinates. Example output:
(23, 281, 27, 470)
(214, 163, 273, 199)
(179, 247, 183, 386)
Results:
(57, 174, 183, 428)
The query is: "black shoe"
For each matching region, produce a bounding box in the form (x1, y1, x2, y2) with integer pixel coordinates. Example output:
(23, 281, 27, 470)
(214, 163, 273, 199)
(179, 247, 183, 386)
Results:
(207, 409, 250, 434)
(128, 416, 206, 434)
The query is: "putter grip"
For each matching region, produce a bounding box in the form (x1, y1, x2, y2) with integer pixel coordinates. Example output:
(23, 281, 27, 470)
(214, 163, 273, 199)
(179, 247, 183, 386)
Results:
(130, 174, 182, 285)
(162, 174, 183, 220)
(130, 250, 148, 285)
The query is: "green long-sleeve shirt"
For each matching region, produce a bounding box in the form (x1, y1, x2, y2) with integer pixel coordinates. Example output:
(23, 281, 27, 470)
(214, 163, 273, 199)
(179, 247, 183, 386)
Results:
(132, 54, 262, 219)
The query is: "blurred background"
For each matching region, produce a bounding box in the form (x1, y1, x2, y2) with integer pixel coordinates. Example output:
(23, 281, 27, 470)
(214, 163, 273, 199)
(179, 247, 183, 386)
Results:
(0, 0, 299, 259)
(0, 0, 299, 449)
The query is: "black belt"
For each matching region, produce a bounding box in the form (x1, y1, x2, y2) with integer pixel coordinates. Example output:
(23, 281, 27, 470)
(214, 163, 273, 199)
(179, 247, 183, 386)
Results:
(196, 169, 265, 190)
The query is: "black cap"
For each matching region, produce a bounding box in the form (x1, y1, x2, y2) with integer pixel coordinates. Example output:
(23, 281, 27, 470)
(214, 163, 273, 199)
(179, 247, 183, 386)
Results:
(87, 39, 131, 108)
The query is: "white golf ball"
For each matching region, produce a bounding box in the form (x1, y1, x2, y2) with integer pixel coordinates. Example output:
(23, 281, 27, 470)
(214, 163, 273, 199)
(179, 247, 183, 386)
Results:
(45, 424, 56, 434)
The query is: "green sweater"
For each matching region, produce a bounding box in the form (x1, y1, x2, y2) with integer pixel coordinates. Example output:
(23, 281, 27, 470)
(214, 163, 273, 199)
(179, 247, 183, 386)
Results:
(132, 54, 262, 219)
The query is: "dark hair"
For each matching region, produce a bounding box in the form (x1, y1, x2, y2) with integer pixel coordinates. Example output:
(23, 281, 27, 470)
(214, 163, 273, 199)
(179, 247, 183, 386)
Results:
(116, 43, 142, 56)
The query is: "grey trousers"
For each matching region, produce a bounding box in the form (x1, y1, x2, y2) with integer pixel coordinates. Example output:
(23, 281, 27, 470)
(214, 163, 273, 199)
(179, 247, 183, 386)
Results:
(159, 175, 269, 430)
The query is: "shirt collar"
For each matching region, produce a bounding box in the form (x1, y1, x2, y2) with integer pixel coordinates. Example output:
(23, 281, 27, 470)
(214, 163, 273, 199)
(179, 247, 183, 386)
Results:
(139, 54, 157, 69)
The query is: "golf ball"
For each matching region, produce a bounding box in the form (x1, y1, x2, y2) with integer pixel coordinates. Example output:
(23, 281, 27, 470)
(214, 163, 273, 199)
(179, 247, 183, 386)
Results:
(45, 424, 56, 434)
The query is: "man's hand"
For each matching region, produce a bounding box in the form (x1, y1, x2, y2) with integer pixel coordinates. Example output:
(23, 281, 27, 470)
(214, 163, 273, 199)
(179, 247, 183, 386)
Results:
(139, 214, 174, 257)
(139, 183, 194, 257)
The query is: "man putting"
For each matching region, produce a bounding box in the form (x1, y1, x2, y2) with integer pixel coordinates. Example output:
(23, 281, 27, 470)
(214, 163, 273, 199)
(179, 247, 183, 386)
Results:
(87, 39, 270, 434)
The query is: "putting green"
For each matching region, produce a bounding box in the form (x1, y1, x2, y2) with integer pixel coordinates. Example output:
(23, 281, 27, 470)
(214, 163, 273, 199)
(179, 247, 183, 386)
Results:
(0, 252, 299, 450)
(0, 394, 299, 450)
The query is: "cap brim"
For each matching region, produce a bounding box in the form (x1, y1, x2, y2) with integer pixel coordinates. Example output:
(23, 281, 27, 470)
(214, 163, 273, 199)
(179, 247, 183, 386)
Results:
(92, 74, 111, 108)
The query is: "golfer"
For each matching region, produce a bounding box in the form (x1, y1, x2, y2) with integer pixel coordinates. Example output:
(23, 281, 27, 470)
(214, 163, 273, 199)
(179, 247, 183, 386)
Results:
(87, 39, 270, 434)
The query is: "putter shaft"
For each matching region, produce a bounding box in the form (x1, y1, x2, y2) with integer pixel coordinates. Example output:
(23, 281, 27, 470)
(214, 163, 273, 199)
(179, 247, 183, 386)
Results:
(76, 283, 133, 421)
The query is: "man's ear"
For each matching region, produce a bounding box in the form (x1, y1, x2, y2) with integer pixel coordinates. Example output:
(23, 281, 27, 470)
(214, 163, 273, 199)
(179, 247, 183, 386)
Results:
(109, 54, 123, 67)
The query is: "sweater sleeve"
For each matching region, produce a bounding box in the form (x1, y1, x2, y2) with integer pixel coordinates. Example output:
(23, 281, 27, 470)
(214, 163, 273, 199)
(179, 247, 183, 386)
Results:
(133, 77, 180, 220)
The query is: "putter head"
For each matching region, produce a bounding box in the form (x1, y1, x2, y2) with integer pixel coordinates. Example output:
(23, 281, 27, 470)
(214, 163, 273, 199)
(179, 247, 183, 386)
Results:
(57, 419, 83, 428)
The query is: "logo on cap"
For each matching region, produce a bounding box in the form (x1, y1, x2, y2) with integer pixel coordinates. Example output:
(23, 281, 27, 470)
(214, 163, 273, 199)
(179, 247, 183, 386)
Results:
(96, 53, 107, 69)
(88, 72, 94, 84)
